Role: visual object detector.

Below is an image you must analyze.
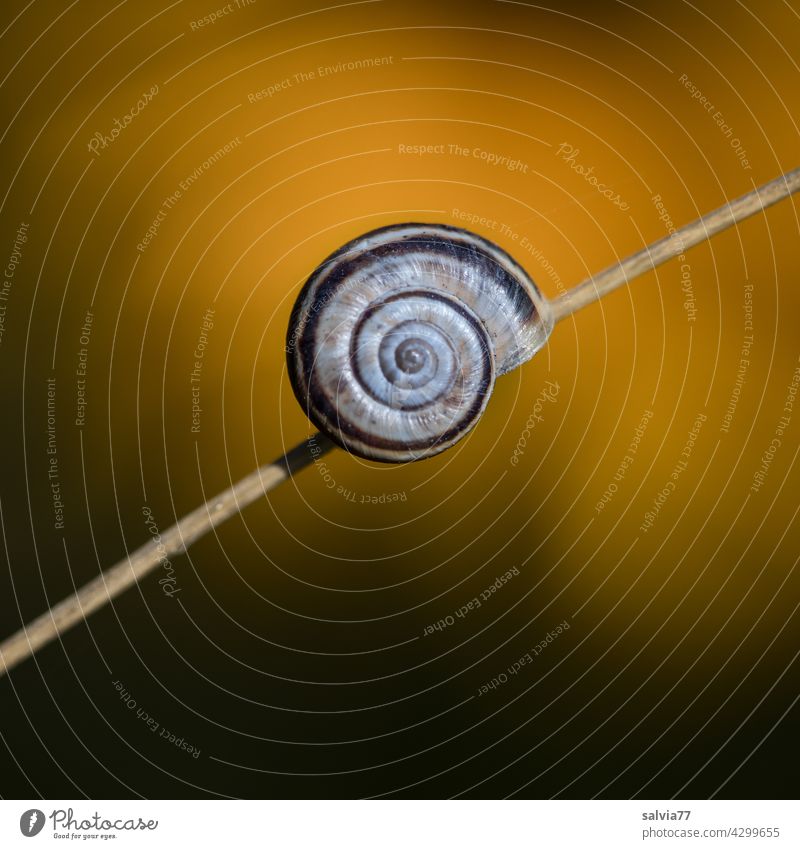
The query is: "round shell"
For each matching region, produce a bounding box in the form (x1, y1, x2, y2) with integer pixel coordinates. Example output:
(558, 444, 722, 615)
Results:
(286, 223, 552, 462)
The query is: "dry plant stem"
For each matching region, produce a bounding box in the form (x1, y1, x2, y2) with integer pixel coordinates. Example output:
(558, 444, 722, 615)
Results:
(0, 434, 334, 678)
(551, 167, 800, 322)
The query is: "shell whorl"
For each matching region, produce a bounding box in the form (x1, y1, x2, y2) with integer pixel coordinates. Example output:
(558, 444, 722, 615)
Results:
(286, 223, 553, 462)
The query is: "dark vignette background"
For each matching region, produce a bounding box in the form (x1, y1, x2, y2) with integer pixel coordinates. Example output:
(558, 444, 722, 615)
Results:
(0, 0, 798, 799)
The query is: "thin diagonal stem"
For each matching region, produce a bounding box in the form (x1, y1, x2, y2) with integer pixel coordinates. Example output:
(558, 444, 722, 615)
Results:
(551, 167, 800, 322)
(0, 433, 334, 678)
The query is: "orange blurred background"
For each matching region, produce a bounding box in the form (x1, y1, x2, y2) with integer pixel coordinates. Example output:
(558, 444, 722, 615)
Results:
(0, 0, 798, 798)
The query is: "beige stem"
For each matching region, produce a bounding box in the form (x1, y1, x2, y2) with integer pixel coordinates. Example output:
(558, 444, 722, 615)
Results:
(551, 167, 800, 322)
(0, 434, 333, 677)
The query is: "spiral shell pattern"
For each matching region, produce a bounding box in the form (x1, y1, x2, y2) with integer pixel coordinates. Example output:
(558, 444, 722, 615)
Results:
(286, 224, 552, 462)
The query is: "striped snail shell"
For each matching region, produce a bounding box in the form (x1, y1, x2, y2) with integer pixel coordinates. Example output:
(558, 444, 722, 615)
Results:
(286, 223, 553, 462)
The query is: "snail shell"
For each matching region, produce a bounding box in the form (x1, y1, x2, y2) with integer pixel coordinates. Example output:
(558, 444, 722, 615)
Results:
(286, 223, 553, 462)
